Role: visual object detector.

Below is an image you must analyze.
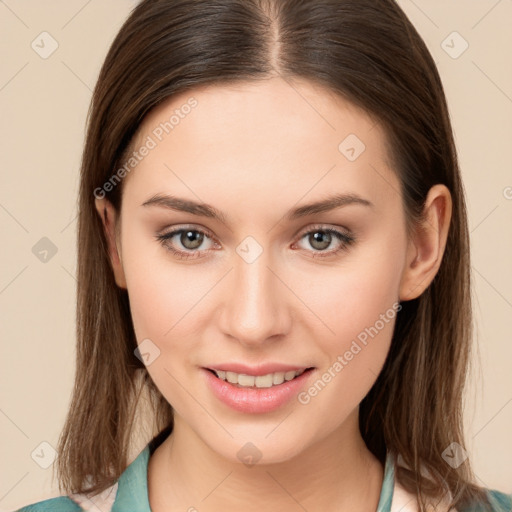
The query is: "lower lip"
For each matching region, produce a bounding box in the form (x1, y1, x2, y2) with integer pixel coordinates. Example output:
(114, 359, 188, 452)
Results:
(202, 368, 314, 414)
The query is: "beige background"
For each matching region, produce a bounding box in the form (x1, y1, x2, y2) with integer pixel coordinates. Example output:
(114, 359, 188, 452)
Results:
(1, 1, 511, 510)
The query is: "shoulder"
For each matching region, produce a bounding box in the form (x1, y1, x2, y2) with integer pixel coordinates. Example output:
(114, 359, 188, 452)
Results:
(13, 481, 119, 512)
(392, 483, 512, 512)
(390, 453, 511, 512)
(488, 489, 512, 511)
(13, 495, 83, 511)
(458, 489, 512, 512)
(14, 442, 150, 512)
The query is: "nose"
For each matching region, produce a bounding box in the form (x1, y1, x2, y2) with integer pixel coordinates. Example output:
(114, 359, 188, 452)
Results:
(218, 248, 291, 348)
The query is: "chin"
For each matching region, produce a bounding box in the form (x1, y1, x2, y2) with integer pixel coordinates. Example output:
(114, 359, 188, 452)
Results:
(200, 427, 314, 467)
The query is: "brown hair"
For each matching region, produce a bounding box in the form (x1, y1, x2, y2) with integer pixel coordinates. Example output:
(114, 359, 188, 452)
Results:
(56, 0, 491, 510)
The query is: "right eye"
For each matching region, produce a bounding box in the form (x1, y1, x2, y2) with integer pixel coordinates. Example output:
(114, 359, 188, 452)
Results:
(155, 226, 219, 260)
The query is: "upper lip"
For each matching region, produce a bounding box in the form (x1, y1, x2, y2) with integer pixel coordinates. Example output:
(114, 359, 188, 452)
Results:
(204, 363, 313, 377)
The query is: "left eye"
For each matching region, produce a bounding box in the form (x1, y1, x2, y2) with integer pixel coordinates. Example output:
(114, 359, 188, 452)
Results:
(294, 227, 355, 257)
(155, 225, 355, 260)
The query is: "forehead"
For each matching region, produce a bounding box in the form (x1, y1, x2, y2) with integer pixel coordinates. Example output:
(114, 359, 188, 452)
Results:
(120, 77, 398, 215)
(133, 77, 385, 152)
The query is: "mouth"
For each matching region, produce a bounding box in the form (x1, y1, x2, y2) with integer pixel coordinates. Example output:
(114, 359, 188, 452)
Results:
(205, 367, 315, 389)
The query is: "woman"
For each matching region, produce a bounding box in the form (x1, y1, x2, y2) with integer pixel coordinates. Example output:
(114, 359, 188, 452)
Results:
(15, 0, 512, 511)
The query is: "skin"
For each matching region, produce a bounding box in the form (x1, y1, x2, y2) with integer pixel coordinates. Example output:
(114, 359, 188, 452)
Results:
(95, 76, 451, 512)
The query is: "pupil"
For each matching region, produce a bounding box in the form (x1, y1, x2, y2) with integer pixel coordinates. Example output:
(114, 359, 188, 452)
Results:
(311, 231, 331, 250)
(182, 230, 203, 249)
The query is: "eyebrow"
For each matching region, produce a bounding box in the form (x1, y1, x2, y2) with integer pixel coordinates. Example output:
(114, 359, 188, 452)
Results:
(141, 192, 373, 223)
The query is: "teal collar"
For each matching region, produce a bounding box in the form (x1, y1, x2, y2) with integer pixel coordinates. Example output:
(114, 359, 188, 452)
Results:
(111, 445, 152, 512)
(112, 445, 396, 512)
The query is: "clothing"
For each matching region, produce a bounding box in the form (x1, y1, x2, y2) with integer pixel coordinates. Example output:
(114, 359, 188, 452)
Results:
(14, 436, 512, 512)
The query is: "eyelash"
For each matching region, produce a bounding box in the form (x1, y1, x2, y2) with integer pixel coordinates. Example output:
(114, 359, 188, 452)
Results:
(154, 224, 356, 261)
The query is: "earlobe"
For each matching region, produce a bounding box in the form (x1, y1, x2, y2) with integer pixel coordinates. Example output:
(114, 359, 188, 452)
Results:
(94, 197, 127, 289)
(399, 184, 452, 301)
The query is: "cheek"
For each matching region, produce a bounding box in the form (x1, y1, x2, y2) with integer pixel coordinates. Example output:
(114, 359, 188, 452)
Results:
(126, 266, 213, 354)
(300, 235, 405, 403)
(310, 237, 405, 346)
(120, 224, 212, 342)
(122, 247, 210, 413)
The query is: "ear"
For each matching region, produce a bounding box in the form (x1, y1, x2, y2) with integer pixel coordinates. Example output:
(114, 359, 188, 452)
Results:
(399, 184, 452, 301)
(94, 197, 127, 289)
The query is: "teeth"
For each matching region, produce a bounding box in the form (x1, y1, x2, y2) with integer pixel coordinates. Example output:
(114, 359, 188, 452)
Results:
(226, 371, 238, 384)
(273, 372, 285, 385)
(213, 369, 306, 388)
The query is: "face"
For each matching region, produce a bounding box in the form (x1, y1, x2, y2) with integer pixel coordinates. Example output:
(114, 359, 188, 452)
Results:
(96, 77, 438, 465)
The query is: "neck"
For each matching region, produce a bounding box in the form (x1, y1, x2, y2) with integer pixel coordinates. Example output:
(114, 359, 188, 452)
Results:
(148, 409, 384, 512)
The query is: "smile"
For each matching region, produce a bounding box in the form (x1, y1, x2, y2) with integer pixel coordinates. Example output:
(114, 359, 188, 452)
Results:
(209, 368, 307, 388)
(202, 367, 315, 414)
